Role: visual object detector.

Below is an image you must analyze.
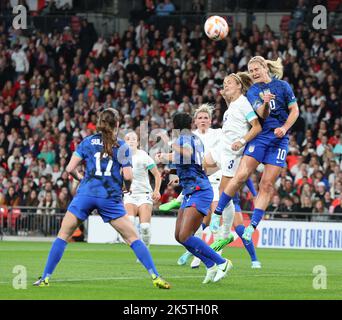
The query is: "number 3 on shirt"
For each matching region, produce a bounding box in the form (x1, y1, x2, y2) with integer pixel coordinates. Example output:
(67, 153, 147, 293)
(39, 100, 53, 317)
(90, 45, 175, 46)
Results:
(228, 160, 234, 170)
(94, 152, 113, 176)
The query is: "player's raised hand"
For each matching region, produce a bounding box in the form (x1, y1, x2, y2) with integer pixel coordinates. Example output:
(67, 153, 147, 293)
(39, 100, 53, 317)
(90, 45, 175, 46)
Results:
(262, 92, 275, 103)
(274, 126, 287, 138)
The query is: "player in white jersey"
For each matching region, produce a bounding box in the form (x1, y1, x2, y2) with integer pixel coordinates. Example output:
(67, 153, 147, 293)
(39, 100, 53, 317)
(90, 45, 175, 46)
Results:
(124, 132, 161, 248)
(205, 73, 262, 267)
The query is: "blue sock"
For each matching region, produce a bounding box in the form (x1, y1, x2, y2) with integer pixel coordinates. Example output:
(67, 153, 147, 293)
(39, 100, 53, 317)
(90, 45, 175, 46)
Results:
(251, 208, 265, 228)
(42, 238, 67, 279)
(235, 225, 258, 262)
(201, 223, 206, 230)
(182, 243, 215, 268)
(215, 192, 232, 215)
(183, 236, 226, 266)
(131, 239, 159, 277)
(246, 178, 257, 197)
(233, 193, 241, 212)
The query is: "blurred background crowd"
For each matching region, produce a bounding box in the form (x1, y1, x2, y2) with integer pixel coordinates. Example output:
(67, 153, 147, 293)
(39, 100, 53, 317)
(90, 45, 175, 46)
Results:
(0, 0, 341, 223)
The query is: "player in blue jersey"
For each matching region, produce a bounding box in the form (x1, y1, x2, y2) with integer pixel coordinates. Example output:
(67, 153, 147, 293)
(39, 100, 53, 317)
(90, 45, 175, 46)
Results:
(210, 56, 299, 243)
(156, 113, 232, 284)
(33, 108, 170, 289)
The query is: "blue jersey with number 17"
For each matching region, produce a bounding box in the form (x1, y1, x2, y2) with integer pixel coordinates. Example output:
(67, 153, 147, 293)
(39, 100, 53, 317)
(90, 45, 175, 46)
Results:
(74, 134, 132, 201)
(174, 134, 211, 196)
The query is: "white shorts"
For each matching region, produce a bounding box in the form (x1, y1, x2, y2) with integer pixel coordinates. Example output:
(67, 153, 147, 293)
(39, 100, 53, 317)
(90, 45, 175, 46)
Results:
(123, 193, 153, 207)
(210, 146, 242, 178)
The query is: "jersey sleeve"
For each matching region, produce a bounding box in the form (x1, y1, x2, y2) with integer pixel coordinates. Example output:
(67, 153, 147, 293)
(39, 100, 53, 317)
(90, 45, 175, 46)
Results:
(74, 139, 86, 159)
(118, 142, 132, 168)
(143, 152, 156, 171)
(283, 81, 297, 107)
(241, 100, 258, 123)
(247, 86, 263, 111)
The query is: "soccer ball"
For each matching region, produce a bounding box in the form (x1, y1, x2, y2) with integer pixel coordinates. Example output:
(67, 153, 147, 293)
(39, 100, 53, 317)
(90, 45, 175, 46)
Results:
(204, 16, 229, 41)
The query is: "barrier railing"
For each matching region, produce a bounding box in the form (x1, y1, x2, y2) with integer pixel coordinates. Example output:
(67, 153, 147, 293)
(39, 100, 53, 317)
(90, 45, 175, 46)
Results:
(1, 206, 341, 239)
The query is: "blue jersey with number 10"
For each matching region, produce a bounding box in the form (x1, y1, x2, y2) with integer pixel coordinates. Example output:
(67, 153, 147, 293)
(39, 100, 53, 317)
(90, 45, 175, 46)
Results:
(74, 134, 132, 201)
(244, 78, 297, 168)
(174, 134, 211, 196)
(247, 78, 297, 137)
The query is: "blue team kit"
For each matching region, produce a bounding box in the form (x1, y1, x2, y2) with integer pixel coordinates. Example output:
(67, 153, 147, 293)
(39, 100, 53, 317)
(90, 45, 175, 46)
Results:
(67, 134, 132, 222)
(174, 134, 214, 215)
(244, 78, 297, 167)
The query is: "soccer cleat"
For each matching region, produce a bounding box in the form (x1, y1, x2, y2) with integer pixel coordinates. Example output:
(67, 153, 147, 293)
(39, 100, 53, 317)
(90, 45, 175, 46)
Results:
(159, 199, 181, 212)
(251, 260, 262, 269)
(190, 257, 201, 269)
(33, 277, 49, 287)
(213, 259, 233, 283)
(209, 213, 221, 233)
(152, 274, 171, 289)
(210, 233, 234, 252)
(202, 265, 218, 284)
(177, 251, 192, 265)
(242, 225, 255, 242)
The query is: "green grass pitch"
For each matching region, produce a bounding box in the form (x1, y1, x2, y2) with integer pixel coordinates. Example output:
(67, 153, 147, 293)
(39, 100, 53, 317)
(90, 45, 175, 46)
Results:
(0, 241, 341, 300)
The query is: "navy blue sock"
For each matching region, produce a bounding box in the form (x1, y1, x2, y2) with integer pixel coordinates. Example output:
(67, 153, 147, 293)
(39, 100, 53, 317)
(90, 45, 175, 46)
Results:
(246, 178, 257, 197)
(183, 236, 226, 266)
(42, 238, 67, 279)
(182, 243, 215, 268)
(131, 239, 159, 276)
(251, 208, 265, 228)
(235, 225, 258, 262)
(215, 192, 232, 215)
(201, 223, 206, 230)
(233, 193, 241, 212)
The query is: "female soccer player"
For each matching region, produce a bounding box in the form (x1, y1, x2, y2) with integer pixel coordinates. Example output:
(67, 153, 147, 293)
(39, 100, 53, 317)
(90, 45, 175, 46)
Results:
(210, 57, 299, 242)
(176, 104, 260, 269)
(124, 131, 161, 249)
(203, 72, 262, 268)
(33, 108, 170, 289)
(156, 113, 232, 284)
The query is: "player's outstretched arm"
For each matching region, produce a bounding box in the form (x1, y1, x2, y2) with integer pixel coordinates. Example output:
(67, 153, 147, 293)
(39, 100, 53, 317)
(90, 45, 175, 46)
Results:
(122, 166, 133, 193)
(150, 166, 161, 201)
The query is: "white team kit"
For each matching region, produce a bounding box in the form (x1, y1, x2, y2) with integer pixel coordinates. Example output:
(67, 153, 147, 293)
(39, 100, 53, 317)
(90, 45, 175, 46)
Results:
(193, 128, 223, 201)
(124, 149, 156, 207)
(210, 94, 258, 177)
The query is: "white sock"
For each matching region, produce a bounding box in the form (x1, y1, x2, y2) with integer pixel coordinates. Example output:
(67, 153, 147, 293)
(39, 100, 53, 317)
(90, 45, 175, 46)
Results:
(140, 222, 151, 247)
(222, 200, 235, 239)
(176, 192, 184, 203)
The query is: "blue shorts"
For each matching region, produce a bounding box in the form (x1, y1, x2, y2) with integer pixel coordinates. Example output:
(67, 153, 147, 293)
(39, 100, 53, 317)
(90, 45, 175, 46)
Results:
(244, 133, 289, 168)
(67, 195, 126, 223)
(180, 188, 214, 216)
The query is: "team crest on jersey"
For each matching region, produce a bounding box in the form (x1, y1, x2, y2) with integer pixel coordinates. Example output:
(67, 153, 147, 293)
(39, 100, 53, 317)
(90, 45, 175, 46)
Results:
(248, 145, 255, 153)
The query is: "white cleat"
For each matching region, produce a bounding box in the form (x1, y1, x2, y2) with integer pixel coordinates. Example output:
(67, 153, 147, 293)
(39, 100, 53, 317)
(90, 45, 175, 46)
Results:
(190, 257, 201, 269)
(213, 259, 233, 283)
(251, 261, 262, 269)
(202, 265, 218, 284)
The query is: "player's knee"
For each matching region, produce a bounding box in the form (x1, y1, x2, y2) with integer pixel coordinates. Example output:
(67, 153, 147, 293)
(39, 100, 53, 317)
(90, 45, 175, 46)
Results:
(259, 180, 274, 194)
(178, 231, 190, 243)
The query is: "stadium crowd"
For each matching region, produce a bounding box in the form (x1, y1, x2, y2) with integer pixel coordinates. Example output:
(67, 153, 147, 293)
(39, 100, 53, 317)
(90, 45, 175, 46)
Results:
(0, 9, 341, 225)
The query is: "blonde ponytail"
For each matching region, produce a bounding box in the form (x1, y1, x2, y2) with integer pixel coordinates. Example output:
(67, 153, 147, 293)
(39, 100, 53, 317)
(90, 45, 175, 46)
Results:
(248, 56, 284, 79)
(226, 72, 253, 95)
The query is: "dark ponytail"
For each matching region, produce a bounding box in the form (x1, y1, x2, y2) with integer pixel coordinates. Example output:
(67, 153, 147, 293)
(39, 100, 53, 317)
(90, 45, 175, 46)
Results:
(96, 108, 119, 159)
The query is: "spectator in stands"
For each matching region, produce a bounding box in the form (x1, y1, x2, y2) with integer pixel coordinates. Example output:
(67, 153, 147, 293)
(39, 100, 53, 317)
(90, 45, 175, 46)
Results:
(4, 186, 20, 207)
(156, 0, 176, 16)
(37, 191, 57, 215)
(311, 199, 329, 221)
